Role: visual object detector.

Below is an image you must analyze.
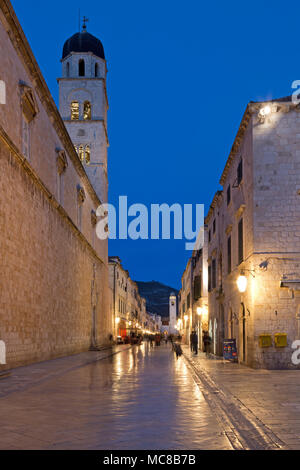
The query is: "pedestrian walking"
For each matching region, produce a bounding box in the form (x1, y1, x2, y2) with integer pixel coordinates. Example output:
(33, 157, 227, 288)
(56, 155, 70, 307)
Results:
(192, 331, 198, 355)
(203, 331, 211, 357)
(190, 332, 194, 352)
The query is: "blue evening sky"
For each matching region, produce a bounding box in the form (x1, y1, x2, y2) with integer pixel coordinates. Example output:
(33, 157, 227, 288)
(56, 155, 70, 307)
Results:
(11, 0, 299, 289)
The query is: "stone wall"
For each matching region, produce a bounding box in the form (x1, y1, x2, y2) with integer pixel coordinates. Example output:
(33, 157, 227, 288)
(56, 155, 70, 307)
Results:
(0, 1, 111, 370)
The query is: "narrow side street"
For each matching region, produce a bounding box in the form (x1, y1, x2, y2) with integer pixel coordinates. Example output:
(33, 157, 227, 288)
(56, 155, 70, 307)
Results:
(0, 344, 230, 450)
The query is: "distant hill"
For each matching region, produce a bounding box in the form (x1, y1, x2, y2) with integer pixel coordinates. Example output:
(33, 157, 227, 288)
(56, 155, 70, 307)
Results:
(135, 280, 178, 319)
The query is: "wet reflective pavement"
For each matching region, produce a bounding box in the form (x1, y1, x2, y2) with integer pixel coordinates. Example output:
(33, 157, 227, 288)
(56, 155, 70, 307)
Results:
(0, 343, 230, 450)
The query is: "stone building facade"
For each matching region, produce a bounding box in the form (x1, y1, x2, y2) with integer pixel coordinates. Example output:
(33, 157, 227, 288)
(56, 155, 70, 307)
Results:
(206, 98, 300, 369)
(178, 259, 192, 344)
(178, 230, 208, 349)
(108, 257, 147, 338)
(0, 0, 111, 370)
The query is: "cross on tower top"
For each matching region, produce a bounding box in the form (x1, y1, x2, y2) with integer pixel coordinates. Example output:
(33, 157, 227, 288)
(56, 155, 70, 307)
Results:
(82, 16, 89, 32)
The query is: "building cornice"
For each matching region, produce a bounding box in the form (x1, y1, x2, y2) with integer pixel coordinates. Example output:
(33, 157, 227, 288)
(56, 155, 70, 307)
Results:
(219, 105, 252, 186)
(63, 119, 109, 146)
(205, 190, 223, 225)
(57, 76, 110, 110)
(0, 0, 103, 207)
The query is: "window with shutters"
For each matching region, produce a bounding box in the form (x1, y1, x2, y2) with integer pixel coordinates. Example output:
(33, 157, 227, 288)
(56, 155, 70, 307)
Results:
(238, 218, 244, 264)
(227, 184, 231, 205)
(193, 275, 202, 300)
(237, 159, 243, 185)
(227, 236, 232, 274)
(212, 259, 216, 289)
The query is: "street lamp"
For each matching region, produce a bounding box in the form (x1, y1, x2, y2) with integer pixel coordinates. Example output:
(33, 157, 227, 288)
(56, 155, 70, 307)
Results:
(237, 273, 247, 293)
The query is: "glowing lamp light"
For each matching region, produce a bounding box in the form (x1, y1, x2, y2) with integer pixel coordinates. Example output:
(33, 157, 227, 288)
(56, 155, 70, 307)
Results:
(197, 307, 202, 316)
(237, 275, 247, 293)
(258, 105, 271, 121)
(115, 317, 120, 324)
(262, 105, 271, 115)
(184, 315, 188, 322)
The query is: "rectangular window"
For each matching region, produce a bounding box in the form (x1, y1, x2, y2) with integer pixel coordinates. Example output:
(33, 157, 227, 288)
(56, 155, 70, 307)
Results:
(227, 236, 232, 274)
(187, 293, 190, 309)
(237, 159, 243, 185)
(208, 265, 211, 292)
(227, 185, 231, 205)
(213, 219, 216, 234)
(183, 302, 186, 313)
(238, 219, 244, 264)
(209, 230, 211, 243)
(212, 259, 216, 289)
(193, 275, 202, 300)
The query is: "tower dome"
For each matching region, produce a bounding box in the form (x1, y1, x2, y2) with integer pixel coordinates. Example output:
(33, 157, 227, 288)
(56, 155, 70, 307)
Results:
(62, 31, 105, 60)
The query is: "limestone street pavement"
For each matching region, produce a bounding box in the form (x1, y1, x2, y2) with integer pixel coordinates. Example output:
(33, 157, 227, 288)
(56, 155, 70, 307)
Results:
(0, 342, 231, 450)
(183, 346, 300, 450)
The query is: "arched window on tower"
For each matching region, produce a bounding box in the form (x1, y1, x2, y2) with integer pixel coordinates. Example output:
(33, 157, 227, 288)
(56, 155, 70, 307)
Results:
(95, 63, 99, 77)
(83, 101, 91, 120)
(66, 62, 70, 77)
(78, 145, 84, 162)
(71, 101, 79, 120)
(85, 145, 90, 165)
(79, 59, 85, 77)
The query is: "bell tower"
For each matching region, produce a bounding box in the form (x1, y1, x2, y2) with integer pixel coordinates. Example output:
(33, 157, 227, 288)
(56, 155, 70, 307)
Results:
(58, 20, 108, 203)
(169, 293, 177, 334)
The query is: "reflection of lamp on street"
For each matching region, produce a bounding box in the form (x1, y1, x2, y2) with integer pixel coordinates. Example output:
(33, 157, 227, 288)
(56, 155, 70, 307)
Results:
(237, 272, 247, 293)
